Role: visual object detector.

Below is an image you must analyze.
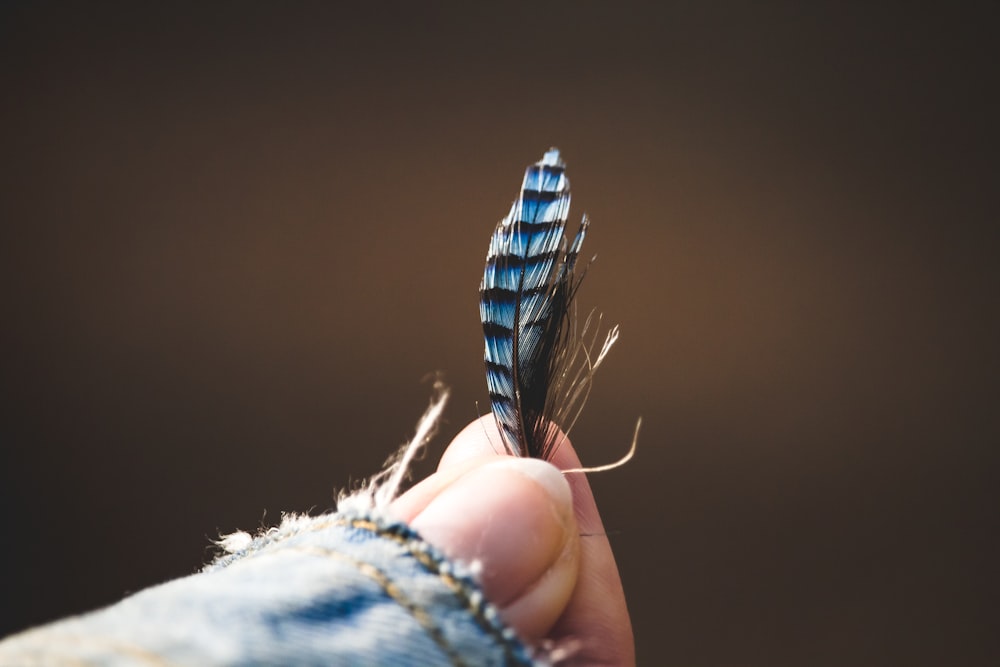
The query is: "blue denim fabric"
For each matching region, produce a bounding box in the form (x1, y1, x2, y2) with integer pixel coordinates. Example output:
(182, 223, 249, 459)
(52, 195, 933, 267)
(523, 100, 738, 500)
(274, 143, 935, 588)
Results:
(0, 509, 538, 666)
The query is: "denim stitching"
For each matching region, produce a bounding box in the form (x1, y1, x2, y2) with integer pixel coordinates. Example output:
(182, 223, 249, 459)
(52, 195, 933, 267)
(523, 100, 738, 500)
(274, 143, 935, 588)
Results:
(287, 544, 467, 667)
(336, 517, 534, 667)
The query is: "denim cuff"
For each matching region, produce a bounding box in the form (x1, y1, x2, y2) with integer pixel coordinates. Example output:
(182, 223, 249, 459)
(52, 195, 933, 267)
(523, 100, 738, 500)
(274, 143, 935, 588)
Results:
(0, 509, 540, 666)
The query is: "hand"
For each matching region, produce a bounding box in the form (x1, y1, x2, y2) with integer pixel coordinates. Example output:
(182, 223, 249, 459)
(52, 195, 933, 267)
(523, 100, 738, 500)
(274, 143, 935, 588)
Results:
(391, 416, 635, 666)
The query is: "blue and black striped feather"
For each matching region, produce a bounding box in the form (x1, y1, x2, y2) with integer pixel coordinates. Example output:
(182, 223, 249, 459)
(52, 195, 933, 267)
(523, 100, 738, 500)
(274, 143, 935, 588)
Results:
(479, 148, 593, 459)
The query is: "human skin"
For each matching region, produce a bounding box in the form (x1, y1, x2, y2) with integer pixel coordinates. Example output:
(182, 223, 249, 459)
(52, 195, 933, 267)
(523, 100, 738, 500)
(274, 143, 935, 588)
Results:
(391, 416, 635, 666)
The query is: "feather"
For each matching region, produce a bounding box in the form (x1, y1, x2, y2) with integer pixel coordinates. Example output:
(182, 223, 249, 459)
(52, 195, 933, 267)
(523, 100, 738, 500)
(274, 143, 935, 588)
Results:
(480, 148, 616, 459)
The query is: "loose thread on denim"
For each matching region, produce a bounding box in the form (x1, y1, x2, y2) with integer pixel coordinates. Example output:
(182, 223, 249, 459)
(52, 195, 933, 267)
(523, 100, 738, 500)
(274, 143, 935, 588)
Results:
(373, 376, 450, 508)
(325, 376, 451, 517)
(208, 513, 351, 569)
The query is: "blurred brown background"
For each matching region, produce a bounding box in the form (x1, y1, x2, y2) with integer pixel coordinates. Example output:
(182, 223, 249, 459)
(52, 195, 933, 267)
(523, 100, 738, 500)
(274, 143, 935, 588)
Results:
(1, 3, 996, 665)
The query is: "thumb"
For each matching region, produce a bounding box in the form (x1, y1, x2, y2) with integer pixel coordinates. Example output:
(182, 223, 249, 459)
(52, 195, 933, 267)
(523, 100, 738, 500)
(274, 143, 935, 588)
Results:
(424, 416, 637, 665)
(391, 451, 579, 641)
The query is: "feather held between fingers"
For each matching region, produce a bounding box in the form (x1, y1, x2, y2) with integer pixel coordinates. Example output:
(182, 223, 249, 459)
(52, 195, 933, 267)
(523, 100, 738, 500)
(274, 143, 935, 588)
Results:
(480, 149, 619, 460)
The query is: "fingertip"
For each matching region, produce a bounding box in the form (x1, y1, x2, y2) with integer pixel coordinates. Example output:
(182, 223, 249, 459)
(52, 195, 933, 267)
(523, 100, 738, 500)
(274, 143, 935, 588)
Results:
(437, 415, 506, 470)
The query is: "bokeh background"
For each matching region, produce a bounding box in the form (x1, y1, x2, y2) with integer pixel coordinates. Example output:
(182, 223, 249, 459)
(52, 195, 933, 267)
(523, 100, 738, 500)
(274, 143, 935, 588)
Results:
(1, 3, 996, 665)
